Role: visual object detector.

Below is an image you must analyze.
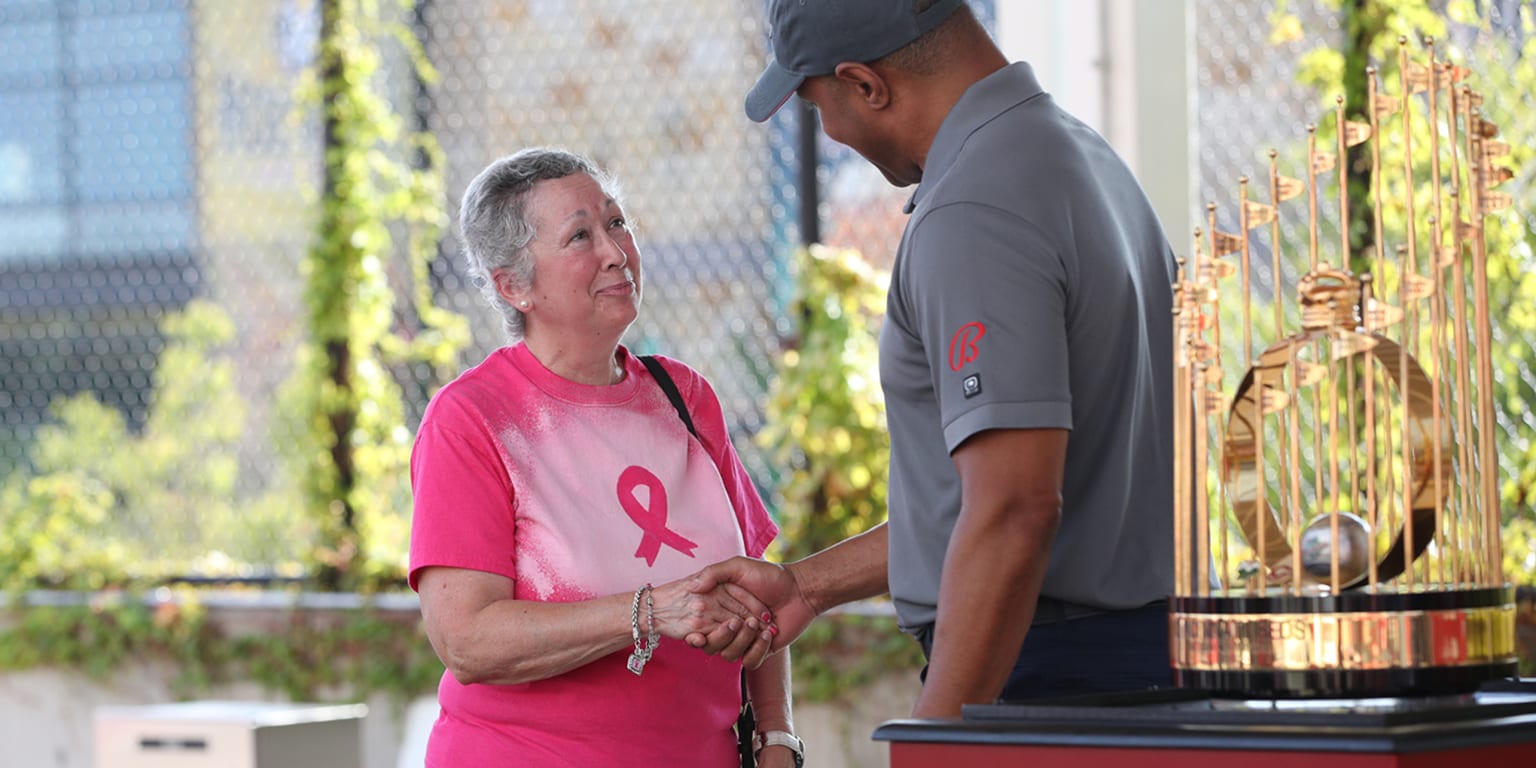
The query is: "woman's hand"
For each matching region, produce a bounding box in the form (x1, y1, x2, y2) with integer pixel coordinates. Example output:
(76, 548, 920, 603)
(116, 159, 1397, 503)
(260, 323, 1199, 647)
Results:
(685, 557, 815, 663)
(649, 577, 776, 639)
(649, 577, 777, 666)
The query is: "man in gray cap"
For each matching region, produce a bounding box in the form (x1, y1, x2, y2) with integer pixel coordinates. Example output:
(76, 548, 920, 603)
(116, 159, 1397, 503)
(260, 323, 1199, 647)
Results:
(692, 0, 1176, 717)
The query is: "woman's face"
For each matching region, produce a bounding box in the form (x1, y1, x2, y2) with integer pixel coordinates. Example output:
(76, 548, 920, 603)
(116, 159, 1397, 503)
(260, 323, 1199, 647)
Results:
(510, 173, 642, 345)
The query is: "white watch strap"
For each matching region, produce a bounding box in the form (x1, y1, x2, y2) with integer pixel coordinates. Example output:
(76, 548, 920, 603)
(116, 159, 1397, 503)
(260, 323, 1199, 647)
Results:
(756, 729, 803, 756)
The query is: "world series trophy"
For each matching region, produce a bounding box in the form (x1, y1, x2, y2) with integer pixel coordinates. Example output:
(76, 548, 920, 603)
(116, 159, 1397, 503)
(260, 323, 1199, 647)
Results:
(1171, 35, 1519, 697)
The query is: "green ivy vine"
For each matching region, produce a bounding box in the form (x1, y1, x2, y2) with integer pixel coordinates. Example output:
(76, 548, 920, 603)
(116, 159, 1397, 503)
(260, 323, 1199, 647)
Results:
(288, 0, 468, 590)
(0, 594, 444, 704)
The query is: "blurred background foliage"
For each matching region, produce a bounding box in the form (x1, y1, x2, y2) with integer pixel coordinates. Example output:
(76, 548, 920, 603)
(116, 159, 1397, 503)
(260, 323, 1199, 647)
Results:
(755, 244, 923, 695)
(0, 300, 307, 590)
(759, 245, 890, 562)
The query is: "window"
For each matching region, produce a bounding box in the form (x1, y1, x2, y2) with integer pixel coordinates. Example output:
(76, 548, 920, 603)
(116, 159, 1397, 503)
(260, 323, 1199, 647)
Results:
(0, 0, 195, 262)
(0, 0, 198, 443)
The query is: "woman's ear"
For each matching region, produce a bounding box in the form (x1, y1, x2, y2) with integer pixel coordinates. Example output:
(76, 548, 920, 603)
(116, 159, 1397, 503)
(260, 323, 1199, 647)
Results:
(492, 268, 527, 308)
(834, 62, 891, 111)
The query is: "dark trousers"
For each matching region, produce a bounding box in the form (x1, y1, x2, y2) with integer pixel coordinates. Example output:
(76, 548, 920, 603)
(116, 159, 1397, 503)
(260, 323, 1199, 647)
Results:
(916, 600, 1172, 702)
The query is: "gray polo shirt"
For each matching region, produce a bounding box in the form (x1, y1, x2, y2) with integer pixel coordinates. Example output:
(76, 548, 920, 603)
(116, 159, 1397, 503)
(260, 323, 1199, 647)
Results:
(879, 62, 1175, 632)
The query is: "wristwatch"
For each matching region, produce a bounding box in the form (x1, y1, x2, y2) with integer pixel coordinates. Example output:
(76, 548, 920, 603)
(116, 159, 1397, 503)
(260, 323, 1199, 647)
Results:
(753, 729, 805, 767)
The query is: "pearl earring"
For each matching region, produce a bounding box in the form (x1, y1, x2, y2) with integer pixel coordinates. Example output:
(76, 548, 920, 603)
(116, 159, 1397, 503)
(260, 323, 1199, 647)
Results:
(517, 300, 530, 309)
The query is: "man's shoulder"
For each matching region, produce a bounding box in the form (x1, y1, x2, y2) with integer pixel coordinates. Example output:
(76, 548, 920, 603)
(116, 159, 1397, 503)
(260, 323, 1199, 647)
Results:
(918, 112, 1065, 214)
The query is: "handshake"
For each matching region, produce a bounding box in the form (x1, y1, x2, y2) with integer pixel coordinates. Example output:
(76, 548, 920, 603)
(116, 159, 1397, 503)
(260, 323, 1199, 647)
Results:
(646, 556, 814, 669)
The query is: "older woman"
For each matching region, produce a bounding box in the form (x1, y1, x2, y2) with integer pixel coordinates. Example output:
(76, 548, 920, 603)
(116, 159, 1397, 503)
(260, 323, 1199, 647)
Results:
(409, 148, 800, 767)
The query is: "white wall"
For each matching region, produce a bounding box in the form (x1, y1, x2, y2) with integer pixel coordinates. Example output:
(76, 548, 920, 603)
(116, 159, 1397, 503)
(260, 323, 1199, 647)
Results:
(994, 0, 1193, 243)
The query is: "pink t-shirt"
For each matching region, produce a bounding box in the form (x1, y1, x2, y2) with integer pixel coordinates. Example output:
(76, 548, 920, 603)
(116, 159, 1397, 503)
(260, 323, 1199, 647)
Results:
(409, 343, 777, 767)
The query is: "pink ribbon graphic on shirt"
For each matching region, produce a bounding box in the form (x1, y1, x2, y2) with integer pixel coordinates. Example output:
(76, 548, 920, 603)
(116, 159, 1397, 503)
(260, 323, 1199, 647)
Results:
(617, 465, 698, 566)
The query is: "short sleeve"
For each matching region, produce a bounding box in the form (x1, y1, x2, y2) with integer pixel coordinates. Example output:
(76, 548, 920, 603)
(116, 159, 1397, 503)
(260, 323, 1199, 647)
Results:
(904, 201, 1073, 452)
(408, 406, 519, 591)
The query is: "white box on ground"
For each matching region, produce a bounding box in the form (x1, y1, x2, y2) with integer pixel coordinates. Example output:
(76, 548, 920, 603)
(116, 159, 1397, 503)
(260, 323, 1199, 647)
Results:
(94, 700, 368, 768)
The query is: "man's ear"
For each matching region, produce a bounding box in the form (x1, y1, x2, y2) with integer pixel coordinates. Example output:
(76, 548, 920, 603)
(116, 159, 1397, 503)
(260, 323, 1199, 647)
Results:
(833, 62, 891, 111)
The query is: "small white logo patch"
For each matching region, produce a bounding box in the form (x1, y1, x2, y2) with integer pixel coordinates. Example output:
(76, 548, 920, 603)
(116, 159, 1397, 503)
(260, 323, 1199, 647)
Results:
(962, 374, 982, 398)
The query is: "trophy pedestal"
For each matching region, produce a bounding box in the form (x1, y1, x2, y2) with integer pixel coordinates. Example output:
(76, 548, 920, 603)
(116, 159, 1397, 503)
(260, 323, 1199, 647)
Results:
(873, 681, 1536, 768)
(1170, 585, 1519, 697)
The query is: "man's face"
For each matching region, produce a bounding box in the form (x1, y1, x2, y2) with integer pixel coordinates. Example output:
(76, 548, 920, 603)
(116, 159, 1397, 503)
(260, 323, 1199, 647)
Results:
(797, 75, 919, 188)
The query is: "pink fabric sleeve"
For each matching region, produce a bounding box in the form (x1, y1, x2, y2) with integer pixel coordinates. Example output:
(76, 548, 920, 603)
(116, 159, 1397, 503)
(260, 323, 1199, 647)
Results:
(408, 410, 519, 591)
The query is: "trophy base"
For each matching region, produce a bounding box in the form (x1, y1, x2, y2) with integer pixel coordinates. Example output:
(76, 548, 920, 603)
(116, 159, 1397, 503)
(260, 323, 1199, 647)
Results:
(1170, 584, 1518, 698)
(1174, 662, 1518, 698)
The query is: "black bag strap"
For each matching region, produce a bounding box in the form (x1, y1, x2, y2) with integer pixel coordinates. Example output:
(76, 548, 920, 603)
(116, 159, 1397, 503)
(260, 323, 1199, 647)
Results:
(638, 354, 755, 767)
(639, 355, 698, 438)
(738, 670, 755, 767)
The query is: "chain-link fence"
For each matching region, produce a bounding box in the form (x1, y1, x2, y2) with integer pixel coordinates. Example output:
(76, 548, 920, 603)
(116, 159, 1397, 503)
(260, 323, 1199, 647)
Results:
(0, 0, 1530, 582)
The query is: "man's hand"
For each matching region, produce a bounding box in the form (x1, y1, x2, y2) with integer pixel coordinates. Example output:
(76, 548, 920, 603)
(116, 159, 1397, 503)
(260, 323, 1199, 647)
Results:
(685, 557, 816, 664)
(650, 578, 771, 638)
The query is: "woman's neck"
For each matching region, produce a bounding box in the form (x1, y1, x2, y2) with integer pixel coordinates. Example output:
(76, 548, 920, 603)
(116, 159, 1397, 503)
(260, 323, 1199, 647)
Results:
(522, 337, 625, 385)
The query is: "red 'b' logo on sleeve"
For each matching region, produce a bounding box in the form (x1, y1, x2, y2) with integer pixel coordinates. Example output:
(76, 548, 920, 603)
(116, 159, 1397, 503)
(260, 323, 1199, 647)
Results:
(948, 322, 986, 371)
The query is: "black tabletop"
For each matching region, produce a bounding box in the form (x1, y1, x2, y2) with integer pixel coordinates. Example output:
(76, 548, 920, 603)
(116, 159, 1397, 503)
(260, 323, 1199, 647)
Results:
(873, 680, 1536, 754)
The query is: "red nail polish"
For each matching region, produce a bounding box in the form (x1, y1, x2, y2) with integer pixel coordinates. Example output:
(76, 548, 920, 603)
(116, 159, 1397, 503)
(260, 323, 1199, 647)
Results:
(761, 612, 772, 622)
(768, 625, 779, 636)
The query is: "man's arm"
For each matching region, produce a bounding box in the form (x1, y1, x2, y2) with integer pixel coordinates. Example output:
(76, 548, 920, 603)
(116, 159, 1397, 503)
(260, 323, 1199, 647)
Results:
(789, 520, 891, 617)
(911, 427, 1066, 718)
(688, 522, 891, 656)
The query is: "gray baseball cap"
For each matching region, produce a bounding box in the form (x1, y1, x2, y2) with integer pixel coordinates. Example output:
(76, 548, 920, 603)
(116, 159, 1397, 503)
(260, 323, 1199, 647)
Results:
(745, 0, 967, 122)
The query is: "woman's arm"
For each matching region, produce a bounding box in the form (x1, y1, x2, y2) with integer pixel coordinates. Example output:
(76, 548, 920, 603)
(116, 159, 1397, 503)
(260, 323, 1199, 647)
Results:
(417, 566, 771, 685)
(746, 649, 799, 767)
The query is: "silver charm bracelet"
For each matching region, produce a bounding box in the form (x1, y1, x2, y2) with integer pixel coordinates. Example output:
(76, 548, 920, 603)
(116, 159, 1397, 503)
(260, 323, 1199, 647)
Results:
(627, 583, 658, 675)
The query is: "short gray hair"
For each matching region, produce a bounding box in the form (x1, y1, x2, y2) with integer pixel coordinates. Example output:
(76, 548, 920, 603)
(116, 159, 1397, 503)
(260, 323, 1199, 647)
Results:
(456, 147, 623, 341)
